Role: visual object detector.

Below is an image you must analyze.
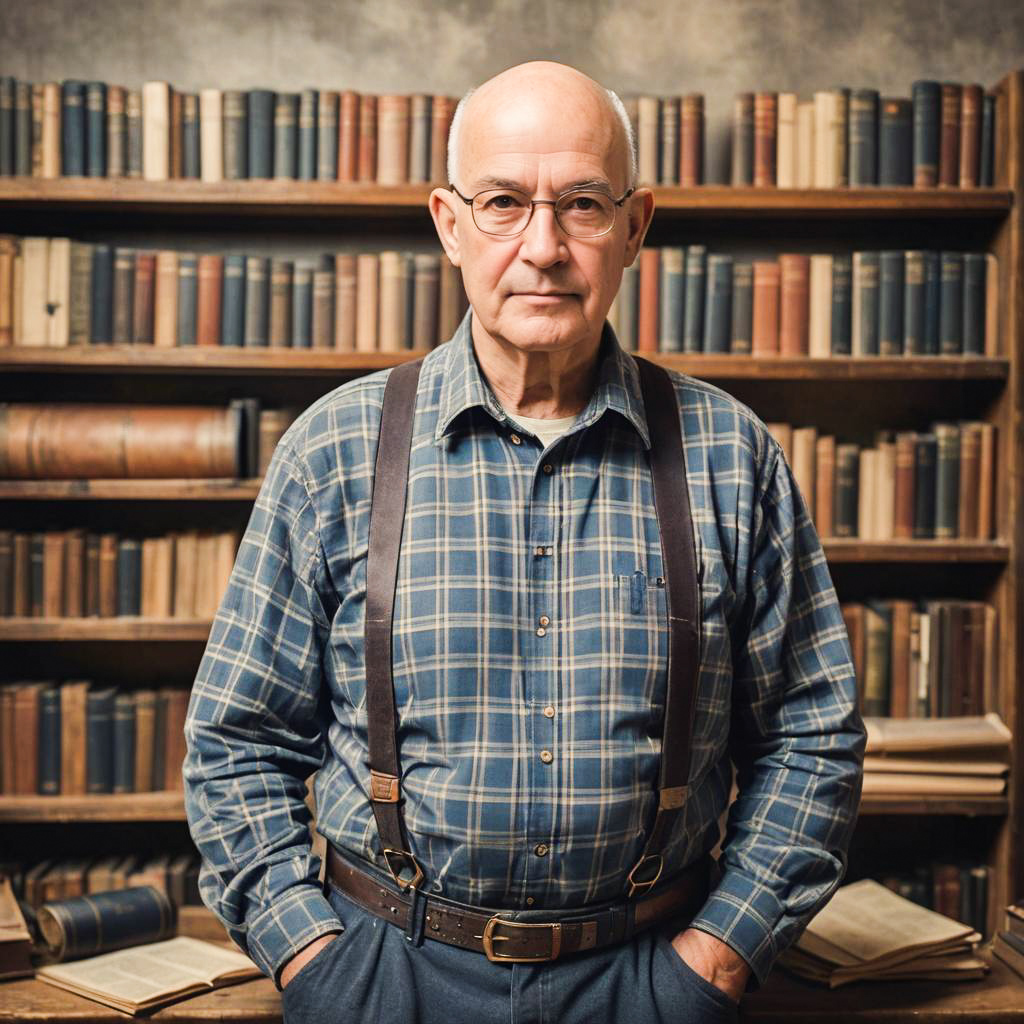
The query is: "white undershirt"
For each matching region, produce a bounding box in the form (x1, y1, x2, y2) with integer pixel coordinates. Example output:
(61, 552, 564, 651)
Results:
(501, 408, 579, 449)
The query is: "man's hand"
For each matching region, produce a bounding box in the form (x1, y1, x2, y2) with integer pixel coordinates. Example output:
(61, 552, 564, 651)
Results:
(279, 933, 339, 990)
(669, 928, 750, 1003)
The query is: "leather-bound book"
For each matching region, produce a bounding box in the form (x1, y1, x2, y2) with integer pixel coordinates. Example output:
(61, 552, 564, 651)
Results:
(680, 94, 703, 187)
(128, 853, 173, 894)
(338, 90, 360, 182)
(751, 260, 779, 355)
(778, 253, 810, 356)
(0, 685, 16, 792)
(89, 243, 114, 344)
(0, 529, 10, 615)
(133, 690, 157, 791)
(753, 92, 777, 187)
(141, 535, 172, 618)
(85, 685, 116, 793)
(912, 432, 937, 538)
(703, 254, 733, 354)
(616, 262, 638, 352)
(831, 254, 852, 354)
(268, 258, 293, 347)
(46, 237, 71, 347)
(222, 90, 247, 179)
(938, 83, 961, 187)
(728, 93, 752, 185)
(657, 247, 684, 352)
(377, 94, 409, 185)
(863, 602, 893, 715)
(919, 249, 940, 354)
(67, 240, 93, 345)
(984, 253, 999, 356)
(412, 253, 440, 350)
(85, 855, 121, 894)
(312, 255, 335, 349)
(199, 88, 223, 183)
(176, 253, 198, 346)
(172, 531, 198, 617)
(60, 681, 89, 795)
(659, 96, 679, 185)
(42, 531, 65, 617)
(64, 528, 85, 617)
(964, 602, 987, 716)
(791, 426, 817, 515)
(84, 533, 100, 616)
(636, 96, 658, 186)
(125, 88, 142, 178)
(834, 443, 860, 537)
(878, 250, 904, 355)
(13, 683, 43, 794)
(879, 97, 912, 185)
(117, 538, 142, 615)
(378, 251, 408, 352)
(682, 245, 706, 353)
(153, 249, 178, 348)
(38, 886, 176, 962)
(161, 688, 189, 791)
(131, 250, 155, 344)
(112, 691, 135, 794)
(270, 91, 296, 180)
(730, 261, 753, 354)
(933, 422, 960, 539)
(61, 80, 86, 175)
(957, 421, 982, 539)
(408, 94, 431, 184)
(636, 247, 659, 353)
(106, 84, 126, 177)
(84, 81, 106, 177)
(938, 251, 964, 354)
(98, 533, 118, 617)
(196, 253, 222, 347)
(292, 262, 313, 348)
(911, 80, 940, 187)
(11, 533, 29, 616)
(776, 92, 797, 188)
(110, 246, 134, 344)
(355, 252, 379, 352)
(357, 93, 377, 182)
(808, 254, 833, 357)
(814, 434, 836, 537)
(38, 682, 61, 795)
(979, 94, 995, 187)
(41, 82, 61, 179)
(977, 423, 996, 540)
(429, 95, 455, 184)
(903, 250, 925, 355)
(0, 235, 15, 347)
(893, 432, 917, 539)
(848, 89, 878, 185)
(243, 256, 269, 346)
(962, 252, 986, 355)
(181, 92, 199, 179)
(298, 88, 317, 181)
(169, 88, 182, 178)
(142, 81, 170, 182)
(14, 79, 30, 175)
(221, 254, 245, 346)
(317, 90, 339, 181)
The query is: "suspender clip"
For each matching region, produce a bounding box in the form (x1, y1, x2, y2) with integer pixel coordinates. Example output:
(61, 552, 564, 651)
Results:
(626, 854, 664, 898)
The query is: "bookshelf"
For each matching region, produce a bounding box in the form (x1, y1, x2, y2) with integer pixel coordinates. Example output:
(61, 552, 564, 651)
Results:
(0, 69, 1021, 951)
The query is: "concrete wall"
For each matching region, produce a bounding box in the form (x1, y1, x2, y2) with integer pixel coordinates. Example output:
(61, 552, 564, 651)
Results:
(2, 0, 1022, 181)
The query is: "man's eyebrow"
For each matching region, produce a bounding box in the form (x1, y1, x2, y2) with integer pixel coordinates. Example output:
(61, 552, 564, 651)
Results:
(471, 175, 615, 192)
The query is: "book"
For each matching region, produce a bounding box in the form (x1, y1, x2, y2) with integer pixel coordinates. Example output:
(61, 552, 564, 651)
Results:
(35, 936, 261, 1015)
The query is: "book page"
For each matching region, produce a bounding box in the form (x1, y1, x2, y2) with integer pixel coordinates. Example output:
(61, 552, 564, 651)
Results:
(861, 773, 1006, 795)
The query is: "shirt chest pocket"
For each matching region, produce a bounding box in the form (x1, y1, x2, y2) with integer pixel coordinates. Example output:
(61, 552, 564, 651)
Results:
(617, 570, 666, 615)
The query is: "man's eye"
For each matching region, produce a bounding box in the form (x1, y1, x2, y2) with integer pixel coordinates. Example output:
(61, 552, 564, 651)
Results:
(483, 193, 525, 210)
(568, 196, 597, 211)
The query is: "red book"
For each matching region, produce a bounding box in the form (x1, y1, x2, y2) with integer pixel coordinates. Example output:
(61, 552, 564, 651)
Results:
(958, 84, 983, 188)
(358, 94, 378, 182)
(938, 83, 962, 187)
(636, 248, 660, 353)
(431, 95, 455, 184)
(751, 260, 780, 355)
(196, 253, 223, 346)
(778, 253, 810, 355)
(754, 92, 777, 187)
(338, 91, 360, 182)
(679, 94, 704, 187)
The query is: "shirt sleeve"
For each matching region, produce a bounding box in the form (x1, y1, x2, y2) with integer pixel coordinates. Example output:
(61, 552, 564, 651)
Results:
(182, 437, 342, 989)
(687, 438, 867, 990)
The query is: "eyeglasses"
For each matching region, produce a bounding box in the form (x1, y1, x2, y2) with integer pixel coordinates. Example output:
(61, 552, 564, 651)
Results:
(449, 184, 635, 238)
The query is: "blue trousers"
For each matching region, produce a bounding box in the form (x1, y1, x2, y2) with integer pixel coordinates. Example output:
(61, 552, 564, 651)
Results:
(281, 877, 740, 1024)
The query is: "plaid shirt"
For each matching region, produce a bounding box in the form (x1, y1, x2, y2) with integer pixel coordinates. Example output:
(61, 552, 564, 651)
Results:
(183, 310, 865, 989)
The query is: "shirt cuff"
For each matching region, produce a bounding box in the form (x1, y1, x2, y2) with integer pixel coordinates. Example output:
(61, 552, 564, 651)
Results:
(244, 883, 344, 990)
(687, 870, 787, 991)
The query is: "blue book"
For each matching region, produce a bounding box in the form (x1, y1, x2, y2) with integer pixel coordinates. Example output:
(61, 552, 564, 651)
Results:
(0, 76, 15, 175)
(86, 686, 117, 794)
(116, 538, 141, 615)
(292, 263, 314, 348)
(182, 93, 200, 178)
(317, 90, 339, 180)
(176, 253, 198, 346)
(113, 691, 135, 794)
(853, 252, 879, 355)
(933, 423, 960, 538)
(38, 684, 61, 795)
(682, 245, 707, 353)
(878, 251, 904, 355)
(879, 98, 912, 185)
(730, 261, 753, 354)
(923, 251, 941, 355)
(89, 244, 114, 343)
(658, 247, 684, 352)
(85, 81, 106, 177)
(903, 250, 926, 355)
(962, 253, 986, 355)
(298, 88, 318, 181)
(61, 80, 87, 175)
(831, 254, 852, 354)
(913, 433, 938, 538)
(126, 88, 143, 177)
(939, 252, 964, 355)
(223, 90, 248, 179)
(911, 80, 941, 187)
(848, 89, 879, 185)
(244, 256, 270, 346)
(273, 92, 299, 179)
(703, 254, 733, 353)
(979, 94, 995, 187)
(248, 89, 275, 179)
(14, 80, 31, 175)
(221, 255, 246, 346)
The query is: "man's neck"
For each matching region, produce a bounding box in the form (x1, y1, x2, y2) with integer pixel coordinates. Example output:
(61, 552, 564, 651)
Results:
(471, 322, 601, 420)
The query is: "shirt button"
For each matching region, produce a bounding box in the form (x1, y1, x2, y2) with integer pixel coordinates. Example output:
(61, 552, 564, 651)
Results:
(543, 705, 555, 718)
(536, 627, 547, 637)
(510, 433, 522, 445)
(534, 844, 549, 857)
(540, 749, 553, 764)
(542, 464, 554, 474)
(534, 546, 546, 556)
(539, 615, 550, 627)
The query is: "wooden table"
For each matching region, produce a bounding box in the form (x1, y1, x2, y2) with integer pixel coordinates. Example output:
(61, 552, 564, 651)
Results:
(0, 950, 1020, 1023)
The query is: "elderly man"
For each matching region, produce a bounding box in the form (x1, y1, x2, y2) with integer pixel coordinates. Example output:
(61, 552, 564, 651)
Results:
(184, 61, 865, 1023)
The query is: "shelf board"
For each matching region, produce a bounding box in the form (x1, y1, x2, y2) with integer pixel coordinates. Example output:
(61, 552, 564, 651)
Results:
(858, 794, 1009, 816)
(0, 478, 261, 500)
(0, 791, 186, 822)
(0, 178, 1012, 218)
(821, 540, 1009, 563)
(0, 618, 212, 641)
(0, 345, 1009, 381)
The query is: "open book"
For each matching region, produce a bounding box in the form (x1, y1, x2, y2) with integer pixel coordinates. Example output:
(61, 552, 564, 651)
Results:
(35, 935, 261, 1015)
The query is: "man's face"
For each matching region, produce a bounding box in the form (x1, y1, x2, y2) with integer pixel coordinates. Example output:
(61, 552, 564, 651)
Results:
(430, 74, 652, 360)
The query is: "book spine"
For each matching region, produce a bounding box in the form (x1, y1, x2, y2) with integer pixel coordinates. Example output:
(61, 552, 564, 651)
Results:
(913, 433, 938, 538)
(117, 539, 141, 614)
(878, 250, 904, 355)
(243, 256, 269, 346)
(0, 77, 12, 175)
(85, 81, 106, 177)
(377, 94, 410, 186)
(298, 88, 318, 181)
(14, 80, 31, 175)
(38, 685, 61, 794)
(41, 82, 61, 179)
(933, 423, 961, 538)
(111, 246, 135, 344)
(636, 248, 659, 353)
(959, 84, 982, 188)
(358, 93, 377, 182)
(292, 263, 313, 348)
(249, 89, 276, 179)
(863, 604, 892, 716)
(317, 90, 340, 181)
(962, 252, 986, 355)
(778, 253, 809, 356)
(312, 259, 335, 349)
(830, 253, 852, 355)
(938, 83, 961, 187)
(753, 92, 776, 187)
(912, 80, 940, 187)
(751, 260, 779, 355)
(222, 90, 248, 179)
(412, 253, 439, 349)
(682, 245, 707, 353)
(616, 262, 638, 352)
(89, 244, 114, 344)
(169, 87, 183, 178)
(731, 93, 754, 185)
(659, 96, 679, 185)
(196, 253, 223, 347)
(339, 90, 360, 181)
(679, 94, 703, 186)
(85, 686, 115, 793)
(407, 94, 431, 184)
(126, 88, 142, 178)
(834, 444, 859, 537)
(939, 251, 964, 354)
(269, 259, 293, 348)
(730, 261, 753, 354)
(703, 254, 733, 354)
(112, 691, 135, 794)
(922, 250, 941, 354)
(852, 251, 879, 356)
(428, 94, 452, 184)
(181, 92, 200, 178)
(848, 89, 878, 185)
(903, 250, 925, 355)
(979, 94, 995, 187)
(176, 253, 198, 346)
(221, 254, 245, 346)
(657, 247, 683, 353)
(199, 89, 223, 183)
(637, 96, 658, 185)
(61, 80, 86, 175)
(893, 432, 916, 539)
(879, 98, 912, 185)
(153, 250, 178, 347)
(106, 84, 126, 177)
(142, 81, 170, 182)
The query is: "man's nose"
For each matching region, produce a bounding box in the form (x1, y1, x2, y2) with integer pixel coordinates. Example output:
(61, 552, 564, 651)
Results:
(518, 202, 569, 267)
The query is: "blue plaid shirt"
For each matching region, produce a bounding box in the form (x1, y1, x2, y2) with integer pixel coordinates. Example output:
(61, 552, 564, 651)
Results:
(183, 310, 865, 990)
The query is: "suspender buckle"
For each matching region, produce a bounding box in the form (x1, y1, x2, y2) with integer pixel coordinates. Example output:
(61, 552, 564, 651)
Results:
(626, 854, 664, 898)
(382, 848, 425, 892)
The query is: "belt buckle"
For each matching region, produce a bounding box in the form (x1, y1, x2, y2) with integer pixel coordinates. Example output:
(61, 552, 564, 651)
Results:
(480, 916, 563, 963)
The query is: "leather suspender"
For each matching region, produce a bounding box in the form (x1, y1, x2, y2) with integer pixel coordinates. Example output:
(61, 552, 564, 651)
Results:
(364, 356, 701, 900)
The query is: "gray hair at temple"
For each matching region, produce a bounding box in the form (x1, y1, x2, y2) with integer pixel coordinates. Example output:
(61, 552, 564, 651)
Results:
(446, 85, 639, 191)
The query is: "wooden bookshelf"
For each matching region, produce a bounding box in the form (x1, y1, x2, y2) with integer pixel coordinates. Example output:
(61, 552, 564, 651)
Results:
(1, 69, 1021, 956)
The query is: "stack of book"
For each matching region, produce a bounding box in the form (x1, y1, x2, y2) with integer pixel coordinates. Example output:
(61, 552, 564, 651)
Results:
(993, 902, 1024, 980)
(0, 235, 468, 352)
(842, 600, 998, 719)
(0, 76, 457, 184)
(608, 246, 998, 357)
(860, 714, 1011, 798)
(778, 878, 988, 986)
(731, 80, 995, 188)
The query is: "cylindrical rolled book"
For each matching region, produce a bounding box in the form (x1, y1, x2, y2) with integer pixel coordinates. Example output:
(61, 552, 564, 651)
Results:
(37, 885, 177, 962)
(0, 404, 242, 478)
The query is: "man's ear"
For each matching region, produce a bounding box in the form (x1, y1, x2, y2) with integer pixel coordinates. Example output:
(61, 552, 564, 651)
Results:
(622, 187, 655, 268)
(429, 187, 463, 268)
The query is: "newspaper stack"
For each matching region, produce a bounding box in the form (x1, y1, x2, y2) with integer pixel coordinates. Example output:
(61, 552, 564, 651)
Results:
(779, 879, 988, 987)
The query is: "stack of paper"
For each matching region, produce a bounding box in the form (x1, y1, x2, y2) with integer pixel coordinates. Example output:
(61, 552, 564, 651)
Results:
(779, 879, 989, 987)
(861, 714, 1011, 797)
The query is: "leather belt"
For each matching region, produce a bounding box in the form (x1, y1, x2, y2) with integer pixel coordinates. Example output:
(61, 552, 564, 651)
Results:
(325, 844, 713, 964)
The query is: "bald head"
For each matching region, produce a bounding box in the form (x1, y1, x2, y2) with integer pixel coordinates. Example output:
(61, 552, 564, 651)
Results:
(447, 61, 636, 192)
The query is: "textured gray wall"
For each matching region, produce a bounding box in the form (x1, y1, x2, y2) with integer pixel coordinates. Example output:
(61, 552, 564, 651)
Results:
(2, 0, 1023, 182)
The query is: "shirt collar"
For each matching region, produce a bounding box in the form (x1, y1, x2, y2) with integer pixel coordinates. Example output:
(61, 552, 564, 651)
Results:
(434, 309, 651, 449)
